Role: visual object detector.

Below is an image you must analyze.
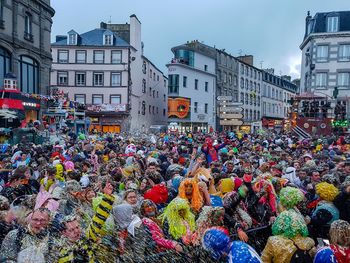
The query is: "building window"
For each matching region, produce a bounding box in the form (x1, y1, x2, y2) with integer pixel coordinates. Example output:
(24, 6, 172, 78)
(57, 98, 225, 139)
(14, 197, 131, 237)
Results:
(163, 94, 166, 102)
(157, 75, 159, 81)
(142, 101, 146, 115)
(250, 81, 253, 91)
(0, 0, 4, 24)
(104, 35, 112, 45)
(245, 79, 248, 90)
(75, 94, 85, 104)
(240, 92, 244, 103)
(58, 50, 68, 63)
(69, 34, 76, 45)
(149, 87, 152, 96)
(245, 109, 248, 120)
(111, 50, 122, 64)
(76, 50, 86, 63)
(337, 72, 350, 87)
(223, 72, 227, 83)
(157, 91, 159, 98)
(240, 78, 244, 88)
(24, 12, 33, 40)
(245, 94, 248, 104)
(93, 51, 104, 64)
(205, 82, 208, 92)
(228, 74, 232, 85)
(326, 16, 339, 32)
(245, 66, 248, 76)
(142, 61, 146, 74)
(240, 64, 244, 74)
(110, 95, 121, 104)
(339, 45, 350, 62)
(153, 73, 155, 81)
(75, 72, 85, 86)
(149, 105, 151, 114)
(0, 47, 11, 86)
(150, 69, 152, 78)
(142, 79, 146, 93)
(316, 45, 329, 62)
(234, 75, 238, 86)
(57, 72, 68, 86)
(92, 95, 103, 105)
(163, 109, 166, 116)
(204, 65, 208, 71)
(194, 102, 198, 113)
(18, 56, 39, 94)
(152, 106, 155, 114)
(183, 76, 187, 87)
(153, 90, 155, 98)
(156, 107, 159, 114)
(217, 70, 221, 81)
(111, 72, 121, 86)
(195, 79, 198, 90)
(168, 74, 179, 94)
(93, 72, 104, 86)
(316, 73, 327, 87)
(205, 103, 208, 114)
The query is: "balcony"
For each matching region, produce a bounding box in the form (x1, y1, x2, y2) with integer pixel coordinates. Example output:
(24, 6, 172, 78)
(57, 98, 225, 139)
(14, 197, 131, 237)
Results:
(24, 32, 33, 42)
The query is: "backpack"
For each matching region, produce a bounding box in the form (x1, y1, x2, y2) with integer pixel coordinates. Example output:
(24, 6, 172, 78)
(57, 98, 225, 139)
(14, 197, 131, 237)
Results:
(290, 240, 312, 263)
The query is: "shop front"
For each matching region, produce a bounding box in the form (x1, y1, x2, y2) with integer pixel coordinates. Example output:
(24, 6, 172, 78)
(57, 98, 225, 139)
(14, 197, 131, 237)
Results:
(86, 103, 128, 134)
(22, 100, 40, 122)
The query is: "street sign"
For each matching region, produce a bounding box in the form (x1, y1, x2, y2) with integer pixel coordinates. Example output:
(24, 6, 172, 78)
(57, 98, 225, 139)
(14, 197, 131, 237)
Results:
(220, 113, 244, 119)
(217, 96, 233, 101)
(219, 107, 243, 113)
(220, 119, 244, 126)
(219, 101, 244, 106)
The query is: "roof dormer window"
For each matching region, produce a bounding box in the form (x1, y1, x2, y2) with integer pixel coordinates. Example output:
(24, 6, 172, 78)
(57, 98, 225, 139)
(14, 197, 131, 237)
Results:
(104, 34, 113, 45)
(326, 16, 339, 32)
(67, 30, 78, 45)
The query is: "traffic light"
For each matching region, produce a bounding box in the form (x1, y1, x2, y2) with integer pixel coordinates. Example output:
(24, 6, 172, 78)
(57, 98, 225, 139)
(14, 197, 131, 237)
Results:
(333, 87, 338, 99)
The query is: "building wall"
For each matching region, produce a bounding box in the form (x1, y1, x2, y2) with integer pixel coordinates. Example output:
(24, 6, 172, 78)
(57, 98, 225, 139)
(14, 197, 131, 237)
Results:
(237, 62, 262, 123)
(301, 34, 350, 98)
(167, 54, 216, 128)
(51, 46, 129, 104)
(0, 0, 54, 95)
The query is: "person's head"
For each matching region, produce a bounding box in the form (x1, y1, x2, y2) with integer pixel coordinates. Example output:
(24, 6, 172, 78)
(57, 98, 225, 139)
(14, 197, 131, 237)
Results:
(140, 199, 157, 218)
(21, 153, 27, 161)
(84, 188, 96, 202)
(329, 220, 350, 247)
(293, 161, 301, 170)
(62, 217, 81, 242)
(147, 163, 157, 172)
(226, 162, 234, 172)
(272, 210, 308, 238)
(311, 170, 321, 183)
(344, 161, 350, 174)
(29, 208, 50, 235)
(124, 189, 137, 205)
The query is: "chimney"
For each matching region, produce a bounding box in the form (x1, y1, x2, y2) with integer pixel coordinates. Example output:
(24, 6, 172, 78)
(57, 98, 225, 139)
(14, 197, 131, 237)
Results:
(305, 11, 312, 36)
(100, 22, 107, 29)
(237, 55, 254, 66)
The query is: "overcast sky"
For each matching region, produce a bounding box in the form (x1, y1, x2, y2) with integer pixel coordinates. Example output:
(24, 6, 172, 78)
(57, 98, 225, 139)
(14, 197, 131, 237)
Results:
(51, 0, 349, 79)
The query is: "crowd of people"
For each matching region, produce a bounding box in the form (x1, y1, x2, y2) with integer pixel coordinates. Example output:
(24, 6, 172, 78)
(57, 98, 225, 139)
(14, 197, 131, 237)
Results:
(0, 129, 349, 262)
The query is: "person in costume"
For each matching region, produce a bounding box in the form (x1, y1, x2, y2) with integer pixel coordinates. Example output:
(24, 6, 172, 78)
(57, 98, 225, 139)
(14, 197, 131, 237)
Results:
(202, 227, 262, 262)
(310, 182, 340, 239)
(222, 191, 251, 243)
(192, 206, 225, 245)
(261, 210, 315, 263)
(178, 178, 204, 213)
(313, 219, 350, 263)
(159, 197, 196, 245)
(140, 199, 183, 253)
